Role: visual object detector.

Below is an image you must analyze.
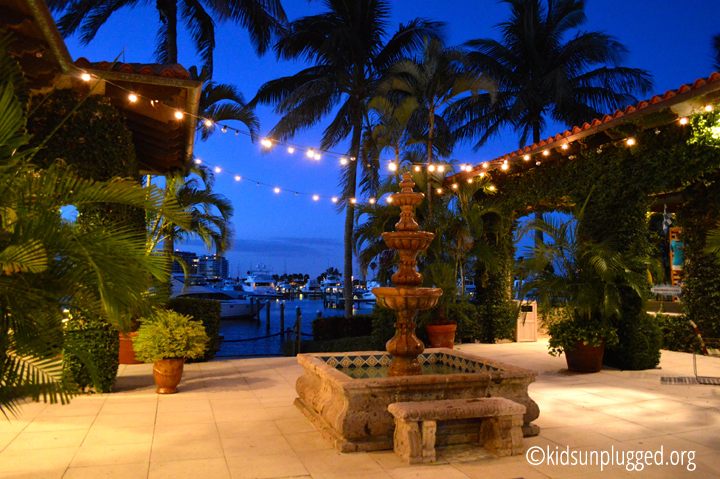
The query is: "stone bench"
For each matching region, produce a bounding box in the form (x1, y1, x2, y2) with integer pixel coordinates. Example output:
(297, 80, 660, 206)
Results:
(387, 398, 526, 464)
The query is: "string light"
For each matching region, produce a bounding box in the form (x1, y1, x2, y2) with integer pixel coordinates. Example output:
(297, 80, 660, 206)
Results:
(452, 183, 458, 189)
(501, 163, 508, 171)
(314, 153, 321, 160)
(340, 158, 348, 166)
(705, 105, 714, 112)
(468, 178, 473, 184)
(388, 162, 397, 171)
(332, 197, 338, 203)
(128, 93, 137, 102)
(221, 126, 227, 133)
(561, 144, 569, 150)
(679, 117, 689, 125)
(274, 187, 280, 193)
(542, 150, 550, 156)
(350, 198, 356, 204)
(428, 164, 436, 172)
(313, 195, 319, 201)
(524, 155, 530, 161)
(204, 119, 213, 127)
(306, 149, 314, 158)
(369, 198, 376, 204)
(479, 172, 485, 178)
(536, 161, 542, 166)
(174, 111, 184, 120)
(626, 138, 636, 146)
(194, 158, 202, 164)
(460, 164, 467, 171)
(288, 147, 295, 153)
(414, 166, 421, 172)
(489, 185, 496, 191)
(261, 138, 273, 148)
(436, 188, 443, 194)
(437, 165, 445, 173)
(597, 148, 603, 154)
(482, 162, 489, 168)
(235, 175, 241, 181)
(386, 196, 393, 203)
(214, 166, 221, 173)
(81, 73, 91, 81)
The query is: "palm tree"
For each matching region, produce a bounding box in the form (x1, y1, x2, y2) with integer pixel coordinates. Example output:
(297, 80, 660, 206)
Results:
(367, 96, 419, 169)
(380, 37, 495, 219)
(712, 33, 720, 72)
(148, 165, 235, 269)
(252, 0, 442, 318)
(0, 40, 191, 415)
(48, 0, 286, 73)
(190, 65, 259, 140)
(458, 0, 652, 150)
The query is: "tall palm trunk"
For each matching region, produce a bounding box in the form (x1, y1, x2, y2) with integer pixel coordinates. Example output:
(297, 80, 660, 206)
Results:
(427, 111, 435, 221)
(344, 113, 363, 318)
(158, 0, 179, 63)
(533, 120, 542, 246)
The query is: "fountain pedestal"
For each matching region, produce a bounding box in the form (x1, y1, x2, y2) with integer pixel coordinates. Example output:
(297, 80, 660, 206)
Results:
(372, 173, 442, 376)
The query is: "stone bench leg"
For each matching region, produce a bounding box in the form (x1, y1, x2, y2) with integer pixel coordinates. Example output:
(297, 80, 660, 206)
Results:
(393, 419, 437, 464)
(479, 414, 525, 457)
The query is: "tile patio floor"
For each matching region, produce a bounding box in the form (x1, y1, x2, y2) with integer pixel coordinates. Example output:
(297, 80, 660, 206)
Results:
(1, 340, 719, 479)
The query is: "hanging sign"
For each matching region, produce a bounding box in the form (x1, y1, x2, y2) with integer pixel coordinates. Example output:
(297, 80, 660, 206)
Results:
(651, 284, 683, 295)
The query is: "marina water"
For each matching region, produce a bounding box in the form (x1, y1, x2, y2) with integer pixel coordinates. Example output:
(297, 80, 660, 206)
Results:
(216, 298, 375, 358)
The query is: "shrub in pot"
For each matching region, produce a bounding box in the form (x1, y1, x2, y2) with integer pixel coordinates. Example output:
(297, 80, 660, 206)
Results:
(133, 309, 209, 394)
(519, 197, 651, 373)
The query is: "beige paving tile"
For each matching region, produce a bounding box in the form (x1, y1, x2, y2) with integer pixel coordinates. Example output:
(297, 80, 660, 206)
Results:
(39, 401, 105, 418)
(454, 456, 551, 479)
(4, 429, 88, 451)
(99, 400, 158, 416)
(24, 415, 95, 433)
(674, 427, 720, 450)
(63, 463, 149, 479)
(92, 413, 156, 428)
(385, 464, 471, 479)
(588, 420, 664, 441)
(151, 423, 224, 462)
(297, 449, 386, 475)
(221, 433, 295, 457)
(285, 431, 334, 454)
(148, 458, 231, 479)
(155, 407, 216, 425)
(215, 419, 282, 438)
(0, 419, 30, 435)
(541, 426, 621, 448)
(3, 469, 66, 479)
(0, 431, 20, 450)
(156, 397, 212, 412)
(70, 442, 152, 467)
(0, 446, 77, 473)
(83, 425, 154, 446)
(273, 417, 316, 435)
(225, 451, 308, 479)
(212, 406, 272, 422)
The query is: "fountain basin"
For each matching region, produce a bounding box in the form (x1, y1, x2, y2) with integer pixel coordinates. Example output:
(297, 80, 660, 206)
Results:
(295, 348, 540, 452)
(381, 231, 434, 251)
(373, 287, 442, 310)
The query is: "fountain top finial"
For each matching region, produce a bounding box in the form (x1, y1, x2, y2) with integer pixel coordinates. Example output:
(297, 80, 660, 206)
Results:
(399, 172, 415, 193)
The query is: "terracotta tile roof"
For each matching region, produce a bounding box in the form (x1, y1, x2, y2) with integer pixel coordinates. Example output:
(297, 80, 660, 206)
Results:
(74, 57, 191, 80)
(456, 71, 720, 179)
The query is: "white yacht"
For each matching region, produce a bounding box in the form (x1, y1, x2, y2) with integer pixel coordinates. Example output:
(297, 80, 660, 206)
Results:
(171, 275, 263, 319)
(320, 274, 343, 293)
(301, 279, 321, 294)
(243, 265, 281, 296)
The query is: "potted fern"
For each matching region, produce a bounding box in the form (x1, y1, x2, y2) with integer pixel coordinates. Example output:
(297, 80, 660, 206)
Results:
(518, 199, 649, 373)
(133, 310, 209, 394)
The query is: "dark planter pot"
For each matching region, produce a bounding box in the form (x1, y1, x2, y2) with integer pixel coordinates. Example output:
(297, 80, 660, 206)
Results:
(153, 358, 185, 394)
(119, 333, 142, 365)
(426, 324, 457, 349)
(564, 340, 606, 373)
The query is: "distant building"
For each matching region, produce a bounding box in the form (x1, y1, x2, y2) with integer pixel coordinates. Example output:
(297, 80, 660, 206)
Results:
(198, 255, 229, 280)
(172, 251, 198, 275)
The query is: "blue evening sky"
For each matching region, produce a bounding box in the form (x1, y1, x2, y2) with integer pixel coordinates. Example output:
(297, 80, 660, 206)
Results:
(56, 0, 719, 278)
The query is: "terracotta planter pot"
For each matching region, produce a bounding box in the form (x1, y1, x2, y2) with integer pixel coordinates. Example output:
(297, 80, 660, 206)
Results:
(425, 324, 457, 349)
(153, 358, 185, 394)
(119, 333, 142, 365)
(564, 340, 606, 373)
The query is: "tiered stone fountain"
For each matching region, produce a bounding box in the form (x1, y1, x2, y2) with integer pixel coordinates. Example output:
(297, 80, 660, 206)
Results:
(294, 173, 540, 453)
(372, 173, 442, 376)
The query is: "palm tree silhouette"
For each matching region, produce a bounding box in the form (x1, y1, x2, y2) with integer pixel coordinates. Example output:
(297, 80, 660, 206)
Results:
(252, 0, 442, 318)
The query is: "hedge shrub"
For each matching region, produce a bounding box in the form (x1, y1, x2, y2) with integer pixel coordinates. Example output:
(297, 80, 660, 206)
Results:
(63, 317, 119, 393)
(167, 298, 221, 362)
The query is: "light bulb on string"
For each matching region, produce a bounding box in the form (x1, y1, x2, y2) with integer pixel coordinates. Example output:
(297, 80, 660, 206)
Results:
(235, 131, 239, 136)
(523, 155, 530, 161)
(482, 162, 489, 168)
(501, 163, 508, 171)
(460, 164, 467, 171)
(436, 188, 443, 194)
(295, 192, 299, 196)
(705, 105, 714, 112)
(194, 158, 202, 164)
(306, 149, 314, 158)
(626, 138, 636, 146)
(369, 198, 376, 204)
(428, 164, 435, 172)
(81, 73, 91, 82)
(214, 167, 221, 173)
(437, 165, 445, 173)
(388, 162, 397, 171)
(235, 175, 241, 181)
(452, 183, 458, 189)
(274, 187, 281, 193)
(561, 144, 569, 150)
(332, 197, 338, 203)
(479, 172, 485, 178)
(536, 161, 542, 166)
(679, 117, 688, 125)
(489, 185, 496, 191)
(542, 150, 550, 156)
(313, 195, 319, 201)
(386, 196, 393, 203)
(288, 147, 295, 153)
(350, 198, 356, 204)
(414, 166, 421, 172)
(204, 119, 213, 127)
(261, 138, 273, 148)
(174, 111, 184, 120)
(314, 153, 321, 160)
(128, 93, 137, 103)
(468, 178, 474, 184)
(221, 126, 227, 133)
(340, 158, 348, 165)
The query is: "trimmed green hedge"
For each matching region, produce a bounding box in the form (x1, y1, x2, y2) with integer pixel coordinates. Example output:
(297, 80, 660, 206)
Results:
(167, 298, 221, 362)
(63, 317, 119, 393)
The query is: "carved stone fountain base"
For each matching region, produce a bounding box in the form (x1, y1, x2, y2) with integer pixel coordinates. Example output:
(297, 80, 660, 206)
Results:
(295, 348, 540, 453)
